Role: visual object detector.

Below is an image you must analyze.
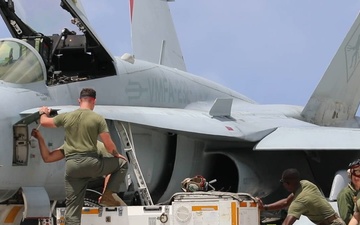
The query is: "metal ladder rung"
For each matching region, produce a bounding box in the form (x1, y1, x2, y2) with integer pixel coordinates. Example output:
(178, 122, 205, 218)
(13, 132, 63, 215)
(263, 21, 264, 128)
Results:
(114, 122, 153, 205)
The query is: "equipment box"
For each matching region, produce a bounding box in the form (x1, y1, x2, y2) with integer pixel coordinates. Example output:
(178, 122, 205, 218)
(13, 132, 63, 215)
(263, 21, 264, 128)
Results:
(171, 192, 259, 225)
(56, 192, 259, 225)
(57, 205, 172, 225)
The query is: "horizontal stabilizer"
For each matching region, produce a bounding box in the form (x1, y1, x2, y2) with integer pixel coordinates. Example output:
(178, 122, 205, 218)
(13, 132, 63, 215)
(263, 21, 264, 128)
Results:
(209, 98, 233, 117)
(255, 127, 360, 150)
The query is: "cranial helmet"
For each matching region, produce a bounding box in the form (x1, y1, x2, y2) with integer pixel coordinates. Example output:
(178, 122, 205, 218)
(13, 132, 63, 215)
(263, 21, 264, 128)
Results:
(348, 159, 360, 178)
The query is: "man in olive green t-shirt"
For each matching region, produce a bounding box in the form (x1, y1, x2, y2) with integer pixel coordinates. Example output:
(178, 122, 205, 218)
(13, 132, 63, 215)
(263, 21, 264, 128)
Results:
(257, 168, 345, 225)
(39, 88, 128, 225)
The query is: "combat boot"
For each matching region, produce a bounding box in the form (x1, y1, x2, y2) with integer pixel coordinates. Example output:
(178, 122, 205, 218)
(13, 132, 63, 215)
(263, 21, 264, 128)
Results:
(99, 190, 127, 206)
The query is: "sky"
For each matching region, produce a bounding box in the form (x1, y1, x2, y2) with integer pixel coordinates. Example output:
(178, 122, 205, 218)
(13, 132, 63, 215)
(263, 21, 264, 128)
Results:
(1, 1, 360, 107)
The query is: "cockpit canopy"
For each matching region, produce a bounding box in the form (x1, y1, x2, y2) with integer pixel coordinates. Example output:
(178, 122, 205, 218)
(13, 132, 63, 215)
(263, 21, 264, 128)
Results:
(0, 39, 44, 84)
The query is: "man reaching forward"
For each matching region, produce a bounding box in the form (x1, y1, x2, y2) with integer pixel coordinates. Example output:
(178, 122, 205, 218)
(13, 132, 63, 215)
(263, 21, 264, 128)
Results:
(39, 88, 128, 225)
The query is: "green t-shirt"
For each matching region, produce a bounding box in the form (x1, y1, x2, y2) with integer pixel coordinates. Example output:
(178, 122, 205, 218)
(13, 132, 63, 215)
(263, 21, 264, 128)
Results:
(337, 184, 358, 224)
(53, 108, 108, 156)
(288, 180, 335, 223)
(59, 141, 110, 156)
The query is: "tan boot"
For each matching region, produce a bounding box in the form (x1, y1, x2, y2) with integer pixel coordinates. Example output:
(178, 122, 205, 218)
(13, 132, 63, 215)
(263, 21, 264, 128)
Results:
(99, 190, 127, 207)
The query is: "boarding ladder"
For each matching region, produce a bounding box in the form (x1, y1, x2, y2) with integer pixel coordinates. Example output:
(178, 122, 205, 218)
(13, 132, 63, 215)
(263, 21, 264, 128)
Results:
(114, 121, 153, 205)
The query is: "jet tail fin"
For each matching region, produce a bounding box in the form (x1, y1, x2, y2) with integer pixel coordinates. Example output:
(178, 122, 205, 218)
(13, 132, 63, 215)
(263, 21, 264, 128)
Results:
(129, 0, 186, 71)
(301, 12, 360, 126)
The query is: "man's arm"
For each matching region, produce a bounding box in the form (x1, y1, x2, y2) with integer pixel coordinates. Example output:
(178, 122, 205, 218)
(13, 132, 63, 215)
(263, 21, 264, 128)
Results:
(99, 132, 127, 161)
(282, 215, 298, 225)
(260, 193, 294, 211)
(39, 106, 56, 128)
(31, 129, 64, 162)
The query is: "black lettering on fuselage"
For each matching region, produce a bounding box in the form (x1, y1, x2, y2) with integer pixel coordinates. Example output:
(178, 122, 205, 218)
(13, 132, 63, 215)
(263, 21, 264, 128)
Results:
(148, 77, 190, 104)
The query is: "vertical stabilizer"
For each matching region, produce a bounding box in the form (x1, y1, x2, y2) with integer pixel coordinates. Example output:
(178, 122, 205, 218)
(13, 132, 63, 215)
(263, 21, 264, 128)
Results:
(129, 0, 186, 71)
(302, 12, 360, 126)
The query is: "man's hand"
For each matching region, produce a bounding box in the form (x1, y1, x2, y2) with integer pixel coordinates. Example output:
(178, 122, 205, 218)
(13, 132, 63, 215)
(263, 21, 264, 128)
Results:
(39, 106, 51, 116)
(31, 129, 43, 140)
(112, 151, 127, 161)
(255, 197, 265, 210)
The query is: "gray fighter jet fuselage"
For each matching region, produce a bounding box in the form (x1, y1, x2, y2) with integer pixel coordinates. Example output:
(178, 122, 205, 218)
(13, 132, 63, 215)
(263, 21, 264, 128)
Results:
(0, 1, 359, 222)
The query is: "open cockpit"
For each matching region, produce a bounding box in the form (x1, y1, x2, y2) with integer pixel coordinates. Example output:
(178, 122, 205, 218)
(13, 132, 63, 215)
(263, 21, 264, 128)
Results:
(0, 0, 116, 86)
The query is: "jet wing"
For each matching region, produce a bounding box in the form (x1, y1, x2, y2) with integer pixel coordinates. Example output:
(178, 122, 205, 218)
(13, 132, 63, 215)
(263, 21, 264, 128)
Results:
(21, 105, 360, 149)
(21, 105, 261, 141)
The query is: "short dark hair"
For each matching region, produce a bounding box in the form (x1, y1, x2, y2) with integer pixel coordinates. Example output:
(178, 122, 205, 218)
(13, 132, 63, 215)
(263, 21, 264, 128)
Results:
(281, 168, 300, 182)
(79, 88, 96, 99)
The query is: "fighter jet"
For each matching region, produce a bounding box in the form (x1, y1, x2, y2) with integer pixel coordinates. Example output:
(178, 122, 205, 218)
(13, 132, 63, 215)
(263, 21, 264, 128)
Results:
(0, 0, 360, 223)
